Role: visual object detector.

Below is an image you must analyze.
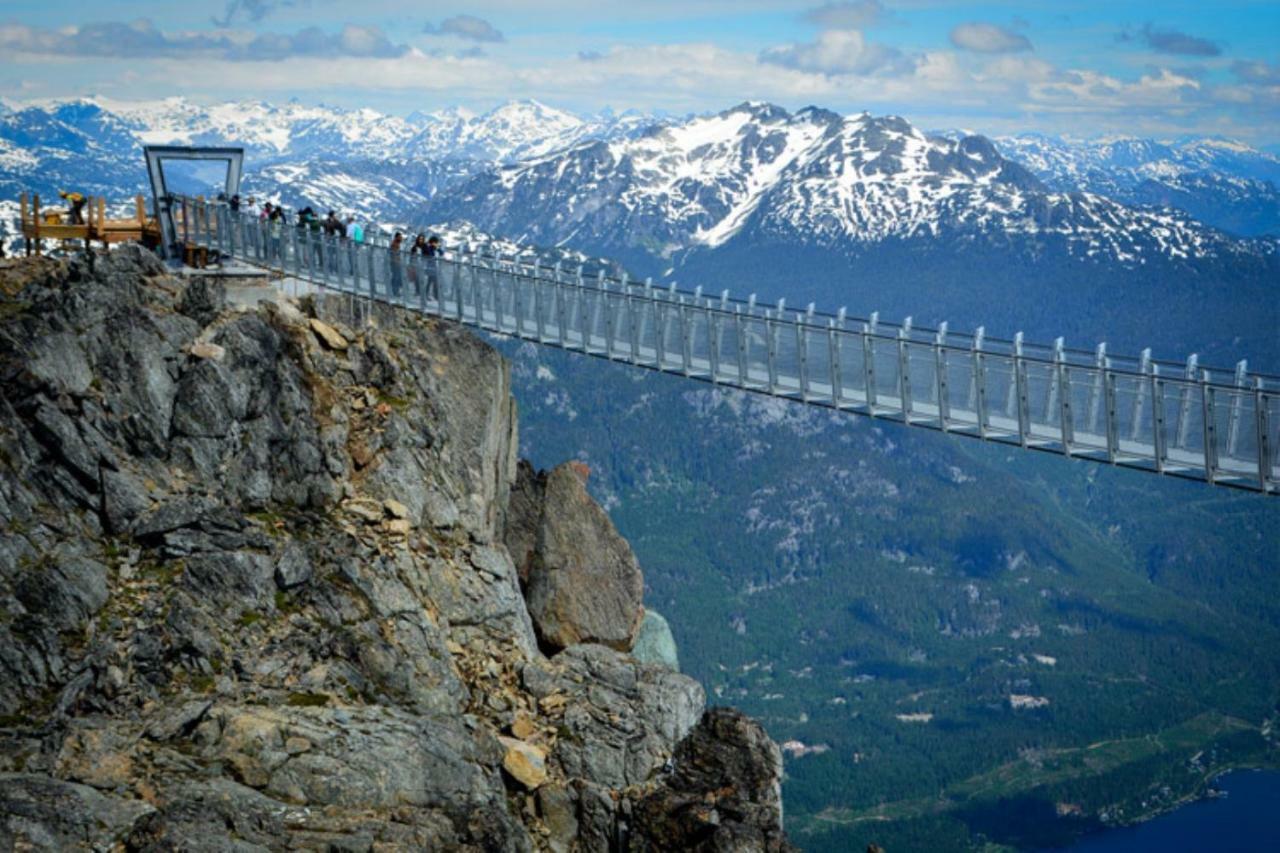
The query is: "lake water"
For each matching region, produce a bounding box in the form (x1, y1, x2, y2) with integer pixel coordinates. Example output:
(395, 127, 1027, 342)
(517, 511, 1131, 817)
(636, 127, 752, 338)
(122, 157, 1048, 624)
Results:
(1058, 770, 1280, 852)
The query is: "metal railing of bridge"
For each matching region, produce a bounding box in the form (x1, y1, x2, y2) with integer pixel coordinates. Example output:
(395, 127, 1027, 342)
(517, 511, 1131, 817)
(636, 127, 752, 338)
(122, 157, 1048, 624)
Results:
(175, 195, 1279, 495)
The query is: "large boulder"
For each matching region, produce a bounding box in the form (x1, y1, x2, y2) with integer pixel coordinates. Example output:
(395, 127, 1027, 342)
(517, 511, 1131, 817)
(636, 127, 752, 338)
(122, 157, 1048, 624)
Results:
(513, 463, 645, 652)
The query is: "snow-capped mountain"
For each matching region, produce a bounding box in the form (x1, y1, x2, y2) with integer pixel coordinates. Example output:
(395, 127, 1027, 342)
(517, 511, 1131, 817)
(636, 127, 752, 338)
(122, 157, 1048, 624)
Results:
(430, 103, 1269, 268)
(0, 96, 651, 168)
(990, 133, 1280, 236)
(426, 102, 1276, 364)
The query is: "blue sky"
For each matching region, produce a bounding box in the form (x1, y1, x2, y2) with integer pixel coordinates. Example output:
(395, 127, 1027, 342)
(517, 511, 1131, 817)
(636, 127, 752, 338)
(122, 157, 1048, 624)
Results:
(1, 1, 1276, 142)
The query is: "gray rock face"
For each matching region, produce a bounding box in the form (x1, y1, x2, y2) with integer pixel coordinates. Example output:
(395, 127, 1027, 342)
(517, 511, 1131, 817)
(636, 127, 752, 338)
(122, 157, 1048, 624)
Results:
(0, 773, 154, 850)
(512, 462, 645, 652)
(0, 251, 789, 851)
(629, 708, 794, 852)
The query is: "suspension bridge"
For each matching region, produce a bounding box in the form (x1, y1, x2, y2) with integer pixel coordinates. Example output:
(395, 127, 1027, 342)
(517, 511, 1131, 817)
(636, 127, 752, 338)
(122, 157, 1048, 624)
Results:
(171, 192, 1277, 496)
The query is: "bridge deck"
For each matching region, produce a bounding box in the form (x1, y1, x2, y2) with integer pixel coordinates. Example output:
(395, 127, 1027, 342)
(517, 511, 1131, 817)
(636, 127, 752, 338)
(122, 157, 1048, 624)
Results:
(179, 198, 1278, 495)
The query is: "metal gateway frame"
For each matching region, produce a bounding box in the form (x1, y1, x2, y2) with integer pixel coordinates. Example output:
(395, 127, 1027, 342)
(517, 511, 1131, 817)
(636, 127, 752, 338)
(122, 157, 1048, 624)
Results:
(144, 145, 244, 261)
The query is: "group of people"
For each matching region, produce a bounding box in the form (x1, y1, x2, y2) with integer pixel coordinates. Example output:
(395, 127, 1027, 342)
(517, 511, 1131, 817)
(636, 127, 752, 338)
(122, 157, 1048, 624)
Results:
(228, 194, 443, 299)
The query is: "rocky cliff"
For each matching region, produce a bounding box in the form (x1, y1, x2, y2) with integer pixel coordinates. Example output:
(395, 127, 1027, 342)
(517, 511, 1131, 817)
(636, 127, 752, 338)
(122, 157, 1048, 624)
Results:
(0, 247, 792, 852)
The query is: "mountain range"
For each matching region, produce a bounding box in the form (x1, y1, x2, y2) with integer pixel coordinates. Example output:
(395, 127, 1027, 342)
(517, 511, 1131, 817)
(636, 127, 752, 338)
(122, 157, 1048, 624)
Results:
(2, 94, 1278, 852)
(5, 95, 1274, 363)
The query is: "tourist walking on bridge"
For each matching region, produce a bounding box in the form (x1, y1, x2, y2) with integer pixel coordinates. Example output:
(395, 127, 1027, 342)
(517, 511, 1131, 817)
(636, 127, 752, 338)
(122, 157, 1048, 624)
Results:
(389, 232, 405, 296)
(425, 235, 442, 301)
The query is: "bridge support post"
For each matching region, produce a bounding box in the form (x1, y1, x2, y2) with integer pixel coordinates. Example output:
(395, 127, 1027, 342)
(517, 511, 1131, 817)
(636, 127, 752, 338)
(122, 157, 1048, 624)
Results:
(1056, 339, 1074, 455)
(1104, 365, 1118, 463)
(1086, 343, 1106, 435)
(934, 322, 950, 431)
(1152, 366, 1167, 473)
(862, 312, 879, 413)
(1013, 332, 1030, 447)
(1256, 378, 1271, 492)
(1227, 360, 1248, 458)
(682, 297, 695, 377)
(707, 296, 721, 380)
(1201, 369, 1218, 482)
(829, 308, 846, 408)
(735, 306, 748, 385)
(972, 327, 987, 437)
(1130, 348, 1151, 441)
(1175, 354, 1198, 449)
(897, 317, 913, 422)
(797, 309, 810, 400)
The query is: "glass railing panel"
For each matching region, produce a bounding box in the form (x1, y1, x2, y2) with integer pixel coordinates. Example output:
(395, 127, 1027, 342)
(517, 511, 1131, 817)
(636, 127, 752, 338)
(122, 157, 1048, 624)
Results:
(1217, 388, 1260, 479)
(687, 307, 712, 376)
(772, 318, 802, 393)
(581, 287, 607, 353)
(869, 337, 901, 411)
(1065, 366, 1108, 452)
(835, 328, 869, 405)
(803, 325, 834, 401)
(740, 316, 770, 388)
(1111, 373, 1153, 460)
(905, 343, 939, 420)
(981, 355, 1018, 437)
(941, 352, 980, 430)
(1023, 361, 1061, 441)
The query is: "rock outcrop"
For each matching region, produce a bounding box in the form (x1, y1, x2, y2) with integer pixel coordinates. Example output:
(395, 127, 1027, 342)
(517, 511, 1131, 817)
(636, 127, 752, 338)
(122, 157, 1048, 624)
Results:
(0, 248, 788, 851)
(505, 460, 645, 653)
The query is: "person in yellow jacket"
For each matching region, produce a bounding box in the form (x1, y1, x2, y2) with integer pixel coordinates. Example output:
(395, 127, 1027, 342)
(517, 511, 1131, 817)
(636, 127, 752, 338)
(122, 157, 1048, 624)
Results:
(59, 191, 87, 225)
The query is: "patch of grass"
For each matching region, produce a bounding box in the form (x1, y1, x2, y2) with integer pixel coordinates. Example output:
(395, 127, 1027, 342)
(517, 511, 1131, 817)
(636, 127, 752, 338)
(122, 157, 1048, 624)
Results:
(286, 691, 330, 708)
(0, 713, 34, 728)
(191, 675, 216, 694)
(141, 559, 184, 584)
(236, 611, 264, 627)
(274, 590, 302, 615)
(375, 390, 412, 411)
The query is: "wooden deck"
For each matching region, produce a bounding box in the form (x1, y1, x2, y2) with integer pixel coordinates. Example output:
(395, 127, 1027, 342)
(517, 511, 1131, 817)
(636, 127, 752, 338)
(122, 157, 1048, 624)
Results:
(18, 193, 160, 255)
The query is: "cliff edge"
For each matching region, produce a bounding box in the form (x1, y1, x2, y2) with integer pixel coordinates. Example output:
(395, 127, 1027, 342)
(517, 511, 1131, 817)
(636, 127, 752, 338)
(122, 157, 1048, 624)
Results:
(0, 248, 791, 852)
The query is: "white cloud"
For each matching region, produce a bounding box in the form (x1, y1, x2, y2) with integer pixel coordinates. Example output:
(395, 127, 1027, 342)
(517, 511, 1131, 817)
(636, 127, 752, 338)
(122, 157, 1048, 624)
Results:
(949, 23, 1032, 54)
(760, 29, 909, 76)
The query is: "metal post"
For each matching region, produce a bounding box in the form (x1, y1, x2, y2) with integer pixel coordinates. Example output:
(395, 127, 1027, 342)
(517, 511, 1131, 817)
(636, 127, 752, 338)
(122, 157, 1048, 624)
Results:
(602, 275, 616, 358)
(975, 327, 993, 437)
(863, 312, 879, 411)
(1104, 365, 1118, 463)
(707, 300, 720, 380)
(934, 322, 950, 431)
(681, 297, 694, 376)
(1201, 369, 1217, 482)
(829, 307, 846, 407)
(555, 262, 568, 347)
(735, 307, 748, 385)
(1013, 332, 1030, 447)
(628, 277, 641, 362)
(796, 312, 809, 400)
(1057, 343, 1074, 455)
(1175, 353, 1198, 449)
(1152, 365, 1167, 473)
(1227, 360, 1248, 458)
(1256, 379, 1271, 491)
(1046, 337, 1064, 422)
(1129, 348, 1151, 441)
(897, 316, 913, 421)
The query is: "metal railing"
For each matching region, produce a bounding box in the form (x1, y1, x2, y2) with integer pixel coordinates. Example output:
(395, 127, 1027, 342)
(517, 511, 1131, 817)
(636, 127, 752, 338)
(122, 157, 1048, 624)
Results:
(177, 195, 1279, 495)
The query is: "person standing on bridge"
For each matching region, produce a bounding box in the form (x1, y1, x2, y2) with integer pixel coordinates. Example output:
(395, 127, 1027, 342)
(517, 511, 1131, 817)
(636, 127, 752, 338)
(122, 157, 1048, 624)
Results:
(389, 232, 405, 296)
(425, 235, 442, 301)
(324, 210, 344, 275)
(346, 216, 363, 244)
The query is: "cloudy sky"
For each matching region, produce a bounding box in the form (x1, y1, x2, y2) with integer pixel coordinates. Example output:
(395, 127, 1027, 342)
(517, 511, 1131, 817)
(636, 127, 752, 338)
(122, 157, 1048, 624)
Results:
(1, 1, 1276, 142)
